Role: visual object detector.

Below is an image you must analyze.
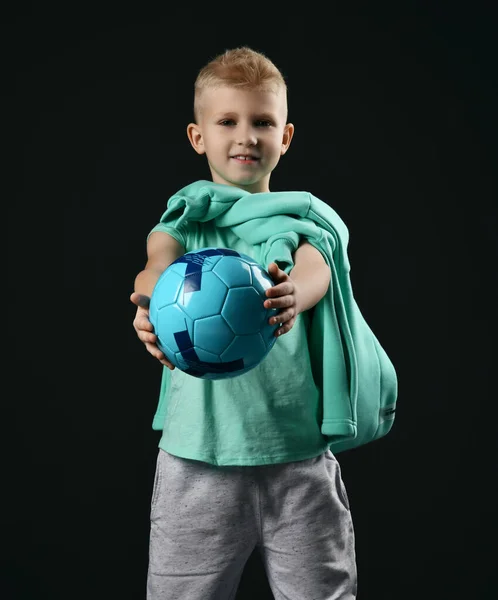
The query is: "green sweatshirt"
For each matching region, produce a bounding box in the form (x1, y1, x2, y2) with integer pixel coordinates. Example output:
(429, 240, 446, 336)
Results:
(147, 180, 398, 465)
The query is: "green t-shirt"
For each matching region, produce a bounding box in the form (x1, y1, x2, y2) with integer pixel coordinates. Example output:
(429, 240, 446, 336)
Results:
(149, 219, 329, 466)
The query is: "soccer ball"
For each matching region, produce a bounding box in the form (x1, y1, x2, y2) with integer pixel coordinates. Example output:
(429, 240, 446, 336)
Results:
(149, 247, 280, 379)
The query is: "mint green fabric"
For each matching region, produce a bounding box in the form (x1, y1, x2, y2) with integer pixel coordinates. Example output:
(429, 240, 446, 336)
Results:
(148, 212, 328, 465)
(148, 180, 398, 462)
(153, 311, 329, 466)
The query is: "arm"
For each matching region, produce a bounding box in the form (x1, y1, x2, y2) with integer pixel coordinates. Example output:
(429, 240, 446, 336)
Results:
(264, 241, 331, 336)
(132, 231, 186, 301)
(130, 231, 185, 367)
(289, 241, 331, 312)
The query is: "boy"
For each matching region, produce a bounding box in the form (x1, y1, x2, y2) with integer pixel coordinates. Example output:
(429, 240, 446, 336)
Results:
(131, 47, 358, 599)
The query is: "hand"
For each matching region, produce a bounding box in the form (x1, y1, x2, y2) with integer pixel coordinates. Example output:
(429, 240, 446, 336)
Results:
(264, 263, 301, 337)
(130, 292, 175, 370)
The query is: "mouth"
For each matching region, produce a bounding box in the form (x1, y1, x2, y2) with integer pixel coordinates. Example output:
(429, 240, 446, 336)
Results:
(230, 155, 260, 164)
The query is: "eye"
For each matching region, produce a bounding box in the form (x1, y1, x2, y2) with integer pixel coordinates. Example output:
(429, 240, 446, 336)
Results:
(219, 119, 235, 126)
(255, 120, 272, 127)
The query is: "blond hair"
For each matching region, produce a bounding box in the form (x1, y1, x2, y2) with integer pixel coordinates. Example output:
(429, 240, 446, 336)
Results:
(193, 46, 287, 122)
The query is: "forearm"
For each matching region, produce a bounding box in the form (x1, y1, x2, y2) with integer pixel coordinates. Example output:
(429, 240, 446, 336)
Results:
(133, 267, 164, 298)
(289, 243, 331, 313)
(133, 232, 186, 299)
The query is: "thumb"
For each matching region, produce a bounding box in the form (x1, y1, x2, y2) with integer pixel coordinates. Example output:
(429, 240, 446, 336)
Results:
(130, 292, 151, 308)
(268, 262, 283, 280)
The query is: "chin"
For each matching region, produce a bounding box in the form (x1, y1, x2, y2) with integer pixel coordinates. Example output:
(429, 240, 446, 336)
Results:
(210, 166, 264, 189)
(221, 175, 258, 188)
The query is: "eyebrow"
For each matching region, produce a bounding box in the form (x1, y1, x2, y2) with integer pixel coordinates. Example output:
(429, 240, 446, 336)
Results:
(213, 112, 278, 121)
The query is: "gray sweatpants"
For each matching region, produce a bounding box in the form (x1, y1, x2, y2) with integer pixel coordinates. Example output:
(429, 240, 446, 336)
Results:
(147, 448, 357, 599)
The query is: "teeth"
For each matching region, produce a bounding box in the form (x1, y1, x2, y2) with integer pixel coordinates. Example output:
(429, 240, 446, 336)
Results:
(233, 156, 254, 160)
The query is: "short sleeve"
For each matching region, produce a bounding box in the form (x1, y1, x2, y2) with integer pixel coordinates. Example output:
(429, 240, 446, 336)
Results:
(147, 221, 189, 249)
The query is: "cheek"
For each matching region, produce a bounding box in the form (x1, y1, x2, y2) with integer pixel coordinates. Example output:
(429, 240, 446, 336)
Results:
(267, 143, 283, 163)
(268, 135, 284, 154)
(207, 142, 226, 159)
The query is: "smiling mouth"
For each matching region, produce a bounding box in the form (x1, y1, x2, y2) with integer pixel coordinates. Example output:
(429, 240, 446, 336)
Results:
(231, 155, 259, 163)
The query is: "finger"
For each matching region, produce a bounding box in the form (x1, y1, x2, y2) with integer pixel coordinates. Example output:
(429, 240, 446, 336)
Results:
(160, 359, 175, 370)
(265, 294, 294, 310)
(133, 321, 155, 337)
(144, 341, 172, 365)
(130, 292, 151, 308)
(274, 316, 296, 337)
(269, 308, 294, 326)
(134, 315, 154, 329)
(156, 350, 175, 370)
(265, 281, 294, 299)
(138, 330, 158, 344)
(268, 262, 286, 282)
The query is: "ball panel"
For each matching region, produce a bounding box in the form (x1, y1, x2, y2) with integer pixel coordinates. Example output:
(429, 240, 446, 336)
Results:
(166, 260, 190, 277)
(194, 315, 234, 356)
(196, 253, 224, 273)
(222, 287, 267, 335)
(187, 347, 221, 363)
(212, 256, 253, 288)
(221, 333, 268, 368)
(170, 249, 224, 274)
(149, 301, 158, 332)
(175, 347, 245, 380)
(250, 264, 275, 296)
(179, 271, 228, 320)
(173, 351, 192, 372)
(151, 270, 185, 310)
(154, 303, 193, 355)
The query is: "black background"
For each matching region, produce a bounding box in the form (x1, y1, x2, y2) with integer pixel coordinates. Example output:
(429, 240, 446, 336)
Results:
(4, 2, 497, 599)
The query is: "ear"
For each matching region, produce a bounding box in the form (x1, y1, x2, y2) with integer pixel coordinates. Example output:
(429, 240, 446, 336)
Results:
(280, 123, 295, 156)
(186, 122, 206, 155)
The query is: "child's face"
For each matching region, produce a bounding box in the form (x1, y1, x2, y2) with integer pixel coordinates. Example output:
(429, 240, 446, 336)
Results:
(187, 86, 294, 193)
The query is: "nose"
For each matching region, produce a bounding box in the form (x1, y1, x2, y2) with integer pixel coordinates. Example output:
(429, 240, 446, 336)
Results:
(236, 124, 258, 147)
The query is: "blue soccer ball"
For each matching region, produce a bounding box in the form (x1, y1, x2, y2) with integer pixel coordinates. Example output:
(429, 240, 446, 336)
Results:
(149, 247, 280, 379)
